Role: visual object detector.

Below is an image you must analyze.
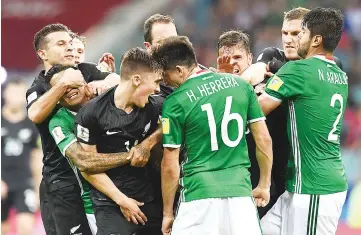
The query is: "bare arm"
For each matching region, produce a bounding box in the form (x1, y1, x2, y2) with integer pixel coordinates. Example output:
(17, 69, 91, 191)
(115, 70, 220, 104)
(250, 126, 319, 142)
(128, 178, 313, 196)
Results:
(258, 93, 281, 116)
(28, 82, 70, 124)
(65, 141, 131, 173)
(161, 147, 180, 217)
(249, 120, 273, 189)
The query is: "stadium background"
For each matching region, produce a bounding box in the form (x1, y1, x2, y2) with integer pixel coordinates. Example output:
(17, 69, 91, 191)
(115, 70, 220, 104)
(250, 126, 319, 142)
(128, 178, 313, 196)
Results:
(1, 0, 360, 234)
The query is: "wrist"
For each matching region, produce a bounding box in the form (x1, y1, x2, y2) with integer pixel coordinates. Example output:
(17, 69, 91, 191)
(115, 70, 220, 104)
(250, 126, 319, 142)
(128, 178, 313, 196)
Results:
(115, 194, 128, 206)
(163, 211, 174, 217)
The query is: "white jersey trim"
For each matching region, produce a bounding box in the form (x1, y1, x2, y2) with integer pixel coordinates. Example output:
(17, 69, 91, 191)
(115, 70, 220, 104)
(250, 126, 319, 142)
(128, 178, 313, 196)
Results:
(247, 117, 266, 124)
(62, 139, 77, 156)
(312, 55, 336, 64)
(264, 92, 282, 103)
(163, 144, 181, 148)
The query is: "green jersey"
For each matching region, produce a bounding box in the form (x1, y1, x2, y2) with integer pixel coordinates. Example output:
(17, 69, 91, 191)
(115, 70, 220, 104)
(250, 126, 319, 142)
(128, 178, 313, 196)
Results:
(49, 107, 93, 214)
(265, 55, 348, 195)
(162, 71, 265, 202)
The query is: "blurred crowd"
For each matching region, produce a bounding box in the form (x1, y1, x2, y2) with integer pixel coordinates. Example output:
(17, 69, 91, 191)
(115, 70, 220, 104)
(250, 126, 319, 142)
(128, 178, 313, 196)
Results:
(1, 0, 360, 234)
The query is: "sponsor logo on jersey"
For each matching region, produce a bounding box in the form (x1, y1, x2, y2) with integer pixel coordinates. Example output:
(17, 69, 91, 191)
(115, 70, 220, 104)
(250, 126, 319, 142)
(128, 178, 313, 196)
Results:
(267, 75, 284, 91)
(106, 130, 122, 135)
(162, 118, 170, 134)
(52, 126, 65, 144)
(257, 53, 264, 61)
(77, 124, 89, 142)
(27, 91, 37, 105)
(70, 224, 81, 235)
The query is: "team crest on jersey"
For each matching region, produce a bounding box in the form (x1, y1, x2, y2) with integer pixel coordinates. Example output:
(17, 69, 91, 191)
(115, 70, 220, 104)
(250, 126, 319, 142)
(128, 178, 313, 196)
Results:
(77, 124, 89, 142)
(52, 126, 65, 144)
(267, 75, 284, 91)
(162, 118, 170, 134)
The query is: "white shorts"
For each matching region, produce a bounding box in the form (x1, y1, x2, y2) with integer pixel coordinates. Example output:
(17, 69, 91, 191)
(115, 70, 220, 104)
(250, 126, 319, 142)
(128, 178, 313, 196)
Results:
(86, 213, 97, 235)
(172, 197, 262, 235)
(261, 191, 347, 235)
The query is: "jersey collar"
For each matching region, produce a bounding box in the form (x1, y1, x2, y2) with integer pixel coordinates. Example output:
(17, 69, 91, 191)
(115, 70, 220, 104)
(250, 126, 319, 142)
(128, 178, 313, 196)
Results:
(312, 55, 336, 64)
(66, 109, 77, 116)
(188, 69, 212, 80)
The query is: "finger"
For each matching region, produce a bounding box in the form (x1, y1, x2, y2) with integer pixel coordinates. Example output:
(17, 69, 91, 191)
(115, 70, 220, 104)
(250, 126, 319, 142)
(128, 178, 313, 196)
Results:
(222, 55, 227, 64)
(136, 201, 144, 206)
(265, 72, 274, 78)
(127, 148, 135, 160)
(217, 57, 222, 66)
(84, 86, 93, 98)
(138, 210, 147, 222)
(226, 55, 231, 64)
(134, 213, 146, 225)
(130, 215, 138, 225)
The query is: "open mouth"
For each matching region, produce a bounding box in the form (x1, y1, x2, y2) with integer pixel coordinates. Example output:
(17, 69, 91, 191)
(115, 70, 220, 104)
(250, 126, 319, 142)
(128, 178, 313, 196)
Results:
(67, 90, 79, 100)
(64, 55, 74, 60)
(233, 68, 240, 74)
(285, 46, 295, 49)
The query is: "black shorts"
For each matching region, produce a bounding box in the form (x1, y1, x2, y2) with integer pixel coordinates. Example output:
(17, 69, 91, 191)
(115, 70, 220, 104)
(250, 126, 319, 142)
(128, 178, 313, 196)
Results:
(95, 201, 162, 235)
(40, 178, 56, 234)
(43, 180, 92, 235)
(1, 187, 36, 221)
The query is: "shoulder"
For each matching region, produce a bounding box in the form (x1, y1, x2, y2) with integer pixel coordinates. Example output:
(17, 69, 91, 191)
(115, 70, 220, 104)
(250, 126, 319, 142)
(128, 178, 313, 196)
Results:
(257, 47, 285, 62)
(50, 108, 70, 126)
(77, 62, 110, 82)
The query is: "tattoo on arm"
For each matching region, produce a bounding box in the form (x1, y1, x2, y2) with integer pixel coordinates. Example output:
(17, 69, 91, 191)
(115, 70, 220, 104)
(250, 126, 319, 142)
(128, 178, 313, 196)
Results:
(65, 142, 131, 173)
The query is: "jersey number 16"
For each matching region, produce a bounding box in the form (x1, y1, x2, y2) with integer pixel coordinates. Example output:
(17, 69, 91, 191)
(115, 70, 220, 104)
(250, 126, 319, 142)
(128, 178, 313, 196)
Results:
(201, 96, 244, 151)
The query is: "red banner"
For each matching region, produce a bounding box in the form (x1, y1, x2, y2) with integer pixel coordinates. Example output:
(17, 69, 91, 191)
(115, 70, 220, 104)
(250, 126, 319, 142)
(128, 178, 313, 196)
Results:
(2, 0, 126, 70)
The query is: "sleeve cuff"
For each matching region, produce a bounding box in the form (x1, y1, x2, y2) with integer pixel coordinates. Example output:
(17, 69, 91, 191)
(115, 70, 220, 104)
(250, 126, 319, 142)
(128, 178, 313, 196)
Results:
(247, 117, 266, 124)
(264, 91, 282, 103)
(163, 144, 181, 148)
(61, 139, 77, 156)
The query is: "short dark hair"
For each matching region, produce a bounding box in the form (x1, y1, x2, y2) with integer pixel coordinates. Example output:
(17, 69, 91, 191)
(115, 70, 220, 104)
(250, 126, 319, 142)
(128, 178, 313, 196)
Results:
(45, 64, 77, 83)
(33, 23, 71, 60)
(217, 30, 251, 54)
(151, 36, 197, 71)
(120, 47, 161, 80)
(144, 14, 175, 43)
(302, 7, 344, 52)
(284, 7, 310, 21)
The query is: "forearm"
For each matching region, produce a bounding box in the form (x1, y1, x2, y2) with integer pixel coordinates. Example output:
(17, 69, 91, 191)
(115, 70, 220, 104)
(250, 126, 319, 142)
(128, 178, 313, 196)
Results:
(103, 73, 119, 87)
(255, 138, 273, 189)
(66, 142, 131, 173)
(142, 125, 162, 149)
(28, 82, 68, 123)
(161, 157, 180, 216)
(81, 172, 127, 205)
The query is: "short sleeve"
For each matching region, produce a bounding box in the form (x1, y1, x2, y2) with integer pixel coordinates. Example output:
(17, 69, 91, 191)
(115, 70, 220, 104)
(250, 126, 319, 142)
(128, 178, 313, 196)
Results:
(265, 61, 305, 102)
(162, 97, 184, 148)
(78, 62, 111, 82)
(49, 113, 76, 156)
(75, 105, 100, 145)
(256, 47, 279, 63)
(26, 81, 46, 109)
(247, 84, 266, 123)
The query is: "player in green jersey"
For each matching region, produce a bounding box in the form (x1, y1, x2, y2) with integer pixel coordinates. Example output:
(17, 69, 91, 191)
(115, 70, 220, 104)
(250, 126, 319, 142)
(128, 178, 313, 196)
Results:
(47, 65, 161, 232)
(258, 8, 348, 235)
(152, 36, 273, 235)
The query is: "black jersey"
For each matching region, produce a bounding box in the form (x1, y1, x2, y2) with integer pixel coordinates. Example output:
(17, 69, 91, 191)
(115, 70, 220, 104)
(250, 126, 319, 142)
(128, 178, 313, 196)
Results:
(75, 86, 164, 206)
(1, 114, 38, 190)
(25, 62, 110, 188)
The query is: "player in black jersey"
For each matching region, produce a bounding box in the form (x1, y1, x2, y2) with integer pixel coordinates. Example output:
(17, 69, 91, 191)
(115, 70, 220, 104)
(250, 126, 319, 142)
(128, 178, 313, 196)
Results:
(75, 48, 164, 235)
(1, 80, 39, 235)
(26, 23, 119, 235)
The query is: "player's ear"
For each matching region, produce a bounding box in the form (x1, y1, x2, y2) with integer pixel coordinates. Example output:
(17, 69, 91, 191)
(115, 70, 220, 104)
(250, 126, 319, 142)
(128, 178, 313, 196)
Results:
(132, 74, 141, 87)
(37, 49, 47, 61)
(312, 35, 322, 48)
(175, 65, 184, 76)
(247, 53, 253, 66)
(144, 42, 152, 53)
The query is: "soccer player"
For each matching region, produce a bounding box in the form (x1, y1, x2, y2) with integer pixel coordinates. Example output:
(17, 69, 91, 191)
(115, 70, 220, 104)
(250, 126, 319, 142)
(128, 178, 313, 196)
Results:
(152, 36, 272, 235)
(26, 23, 118, 234)
(1, 80, 39, 235)
(258, 8, 348, 235)
(47, 64, 159, 233)
(75, 48, 164, 235)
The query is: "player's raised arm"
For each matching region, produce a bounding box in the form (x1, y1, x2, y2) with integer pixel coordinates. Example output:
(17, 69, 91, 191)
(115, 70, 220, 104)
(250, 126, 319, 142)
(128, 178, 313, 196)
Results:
(27, 69, 84, 124)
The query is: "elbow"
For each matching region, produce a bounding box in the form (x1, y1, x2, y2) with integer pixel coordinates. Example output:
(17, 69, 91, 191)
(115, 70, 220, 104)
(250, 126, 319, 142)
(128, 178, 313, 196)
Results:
(28, 109, 43, 124)
(161, 159, 179, 178)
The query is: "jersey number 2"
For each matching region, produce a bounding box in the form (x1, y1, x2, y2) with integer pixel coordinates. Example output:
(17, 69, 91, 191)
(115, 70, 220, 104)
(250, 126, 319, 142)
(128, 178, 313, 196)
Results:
(328, 94, 343, 142)
(201, 96, 243, 151)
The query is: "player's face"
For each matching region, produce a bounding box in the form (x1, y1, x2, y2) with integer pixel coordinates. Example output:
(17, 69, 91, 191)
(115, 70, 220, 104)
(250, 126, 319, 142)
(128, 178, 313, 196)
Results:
(297, 25, 312, 59)
(38, 31, 75, 66)
(218, 44, 252, 75)
(73, 38, 85, 64)
(282, 19, 302, 60)
(144, 23, 177, 53)
(133, 72, 162, 108)
(3, 83, 27, 109)
(50, 69, 88, 109)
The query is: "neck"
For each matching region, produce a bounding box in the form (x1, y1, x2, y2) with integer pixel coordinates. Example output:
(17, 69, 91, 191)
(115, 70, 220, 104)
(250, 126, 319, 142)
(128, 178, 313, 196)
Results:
(44, 62, 53, 73)
(305, 47, 333, 59)
(114, 81, 134, 113)
(2, 105, 26, 122)
(182, 65, 202, 83)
